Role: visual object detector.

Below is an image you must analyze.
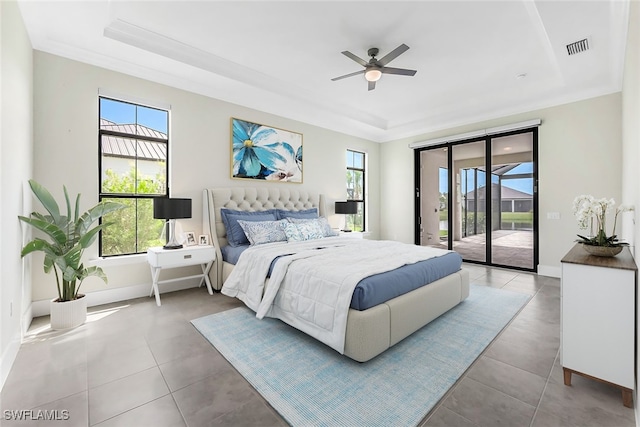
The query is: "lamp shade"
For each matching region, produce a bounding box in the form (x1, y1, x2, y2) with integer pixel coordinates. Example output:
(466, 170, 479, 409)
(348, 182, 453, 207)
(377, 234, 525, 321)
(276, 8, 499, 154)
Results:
(153, 198, 192, 219)
(335, 201, 358, 215)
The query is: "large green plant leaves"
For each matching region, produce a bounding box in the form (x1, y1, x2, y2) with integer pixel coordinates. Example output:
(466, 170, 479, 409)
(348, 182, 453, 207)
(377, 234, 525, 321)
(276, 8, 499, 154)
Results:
(79, 266, 108, 284)
(19, 180, 127, 301)
(78, 222, 112, 248)
(28, 180, 61, 224)
(17, 216, 66, 247)
(76, 202, 128, 236)
(20, 238, 57, 258)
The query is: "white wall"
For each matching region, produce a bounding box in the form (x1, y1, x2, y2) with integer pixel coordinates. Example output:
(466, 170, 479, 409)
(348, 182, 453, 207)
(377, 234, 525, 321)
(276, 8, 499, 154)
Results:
(381, 93, 623, 277)
(1, 0, 34, 390)
(31, 51, 380, 302)
(623, 0, 640, 251)
(621, 0, 640, 418)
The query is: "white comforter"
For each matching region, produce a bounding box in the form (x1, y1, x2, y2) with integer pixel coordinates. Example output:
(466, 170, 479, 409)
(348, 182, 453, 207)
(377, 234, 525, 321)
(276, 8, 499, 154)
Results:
(221, 237, 452, 353)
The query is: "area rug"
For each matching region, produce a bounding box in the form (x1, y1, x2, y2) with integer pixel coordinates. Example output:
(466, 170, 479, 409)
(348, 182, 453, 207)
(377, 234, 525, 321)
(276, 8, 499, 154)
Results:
(191, 285, 530, 427)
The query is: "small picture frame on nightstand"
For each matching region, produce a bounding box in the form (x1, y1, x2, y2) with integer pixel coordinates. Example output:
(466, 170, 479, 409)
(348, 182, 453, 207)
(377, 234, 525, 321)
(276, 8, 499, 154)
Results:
(199, 234, 210, 246)
(184, 231, 196, 246)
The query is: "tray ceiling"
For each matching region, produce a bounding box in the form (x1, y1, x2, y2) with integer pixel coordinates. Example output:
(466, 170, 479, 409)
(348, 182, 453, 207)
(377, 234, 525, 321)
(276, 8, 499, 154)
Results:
(17, 1, 629, 142)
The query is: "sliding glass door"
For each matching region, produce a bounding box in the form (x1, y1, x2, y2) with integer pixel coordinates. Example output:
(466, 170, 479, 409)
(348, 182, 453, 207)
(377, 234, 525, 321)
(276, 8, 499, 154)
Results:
(453, 141, 487, 263)
(490, 134, 535, 269)
(416, 128, 538, 272)
(418, 148, 449, 247)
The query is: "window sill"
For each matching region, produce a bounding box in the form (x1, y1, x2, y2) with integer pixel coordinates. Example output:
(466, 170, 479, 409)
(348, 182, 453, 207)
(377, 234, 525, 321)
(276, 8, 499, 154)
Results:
(88, 253, 148, 268)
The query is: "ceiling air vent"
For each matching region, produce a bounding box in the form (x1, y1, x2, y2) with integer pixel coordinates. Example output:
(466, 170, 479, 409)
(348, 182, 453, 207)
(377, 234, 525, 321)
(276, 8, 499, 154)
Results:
(566, 38, 590, 56)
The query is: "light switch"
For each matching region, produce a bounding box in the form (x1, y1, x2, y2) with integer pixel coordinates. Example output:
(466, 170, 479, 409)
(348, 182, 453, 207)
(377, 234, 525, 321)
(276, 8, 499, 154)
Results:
(547, 212, 561, 220)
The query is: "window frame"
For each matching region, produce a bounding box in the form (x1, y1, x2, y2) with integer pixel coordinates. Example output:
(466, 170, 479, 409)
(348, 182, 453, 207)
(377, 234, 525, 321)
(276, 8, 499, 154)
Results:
(98, 96, 170, 257)
(346, 149, 366, 232)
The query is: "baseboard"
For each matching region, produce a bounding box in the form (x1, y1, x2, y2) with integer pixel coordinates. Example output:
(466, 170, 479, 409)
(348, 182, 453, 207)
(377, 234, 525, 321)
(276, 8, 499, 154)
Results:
(22, 304, 33, 336)
(537, 264, 561, 278)
(31, 278, 205, 318)
(0, 331, 21, 393)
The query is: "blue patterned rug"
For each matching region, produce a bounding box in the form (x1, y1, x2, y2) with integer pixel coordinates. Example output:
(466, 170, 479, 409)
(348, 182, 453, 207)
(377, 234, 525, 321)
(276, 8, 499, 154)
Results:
(192, 285, 530, 427)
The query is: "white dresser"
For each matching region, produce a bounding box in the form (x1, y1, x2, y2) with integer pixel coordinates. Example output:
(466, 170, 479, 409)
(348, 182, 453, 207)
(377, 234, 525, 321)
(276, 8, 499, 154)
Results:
(560, 244, 637, 407)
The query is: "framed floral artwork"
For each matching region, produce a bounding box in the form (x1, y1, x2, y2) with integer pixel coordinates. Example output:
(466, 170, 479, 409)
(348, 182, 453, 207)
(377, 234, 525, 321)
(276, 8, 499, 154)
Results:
(231, 118, 303, 183)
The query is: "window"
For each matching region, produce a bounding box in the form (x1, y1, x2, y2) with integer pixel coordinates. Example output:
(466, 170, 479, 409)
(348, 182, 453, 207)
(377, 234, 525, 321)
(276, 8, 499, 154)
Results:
(346, 149, 365, 232)
(98, 97, 169, 256)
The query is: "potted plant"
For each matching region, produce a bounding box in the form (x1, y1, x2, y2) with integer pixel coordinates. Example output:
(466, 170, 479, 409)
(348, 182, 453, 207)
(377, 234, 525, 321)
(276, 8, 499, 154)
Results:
(572, 195, 634, 257)
(18, 180, 126, 329)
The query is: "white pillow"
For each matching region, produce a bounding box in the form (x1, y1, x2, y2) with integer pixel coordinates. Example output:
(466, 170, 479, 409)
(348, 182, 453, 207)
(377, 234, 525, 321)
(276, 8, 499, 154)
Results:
(282, 222, 304, 241)
(283, 221, 324, 242)
(287, 217, 338, 237)
(237, 219, 288, 245)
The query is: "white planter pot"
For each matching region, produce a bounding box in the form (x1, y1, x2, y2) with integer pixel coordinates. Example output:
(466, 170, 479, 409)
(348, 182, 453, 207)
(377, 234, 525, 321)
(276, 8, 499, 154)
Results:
(50, 295, 87, 330)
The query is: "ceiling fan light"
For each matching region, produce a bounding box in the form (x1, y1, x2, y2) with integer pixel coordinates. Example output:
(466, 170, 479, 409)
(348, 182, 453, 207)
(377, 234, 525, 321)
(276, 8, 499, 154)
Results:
(365, 68, 382, 82)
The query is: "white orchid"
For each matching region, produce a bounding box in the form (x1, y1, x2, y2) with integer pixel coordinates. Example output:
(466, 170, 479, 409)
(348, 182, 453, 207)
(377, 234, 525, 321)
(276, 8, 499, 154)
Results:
(573, 195, 634, 246)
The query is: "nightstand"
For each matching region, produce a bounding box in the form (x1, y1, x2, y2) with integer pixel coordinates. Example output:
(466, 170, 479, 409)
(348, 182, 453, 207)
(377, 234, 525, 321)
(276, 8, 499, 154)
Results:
(147, 245, 216, 306)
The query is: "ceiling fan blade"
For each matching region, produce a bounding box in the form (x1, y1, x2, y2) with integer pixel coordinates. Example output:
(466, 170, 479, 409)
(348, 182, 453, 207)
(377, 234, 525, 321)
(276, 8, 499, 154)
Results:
(368, 80, 376, 91)
(331, 69, 365, 81)
(341, 51, 368, 67)
(380, 67, 417, 76)
(377, 44, 410, 66)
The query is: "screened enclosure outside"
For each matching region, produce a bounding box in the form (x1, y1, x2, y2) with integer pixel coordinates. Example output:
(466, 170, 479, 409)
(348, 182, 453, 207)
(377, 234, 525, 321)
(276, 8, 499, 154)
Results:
(418, 129, 537, 271)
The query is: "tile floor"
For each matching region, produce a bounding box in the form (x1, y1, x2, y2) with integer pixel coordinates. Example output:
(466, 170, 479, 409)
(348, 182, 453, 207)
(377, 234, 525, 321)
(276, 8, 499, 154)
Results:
(0, 265, 635, 427)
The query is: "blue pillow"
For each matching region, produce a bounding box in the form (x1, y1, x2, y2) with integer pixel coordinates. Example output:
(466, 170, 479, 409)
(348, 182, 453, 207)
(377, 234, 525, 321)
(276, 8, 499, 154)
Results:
(220, 208, 277, 246)
(276, 208, 318, 220)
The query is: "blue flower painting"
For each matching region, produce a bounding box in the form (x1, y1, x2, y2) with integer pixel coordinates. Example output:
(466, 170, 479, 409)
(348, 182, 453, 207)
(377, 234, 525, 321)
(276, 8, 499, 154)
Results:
(231, 118, 303, 182)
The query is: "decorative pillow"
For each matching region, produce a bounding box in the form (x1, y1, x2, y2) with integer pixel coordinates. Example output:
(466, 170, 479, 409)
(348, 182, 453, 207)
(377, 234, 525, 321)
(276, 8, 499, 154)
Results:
(287, 217, 338, 237)
(282, 222, 304, 242)
(237, 219, 288, 245)
(276, 208, 318, 220)
(283, 221, 324, 242)
(220, 208, 278, 247)
(296, 220, 326, 240)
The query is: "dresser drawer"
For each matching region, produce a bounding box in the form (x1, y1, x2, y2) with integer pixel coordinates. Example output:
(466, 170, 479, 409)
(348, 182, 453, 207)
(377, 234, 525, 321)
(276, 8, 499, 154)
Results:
(147, 246, 215, 268)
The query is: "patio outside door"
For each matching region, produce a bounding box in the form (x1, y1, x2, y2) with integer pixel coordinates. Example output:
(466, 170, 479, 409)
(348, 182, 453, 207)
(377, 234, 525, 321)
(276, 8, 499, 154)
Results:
(452, 140, 487, 263)
(490, 134, 536, 269)
(416, 128, 538, 272)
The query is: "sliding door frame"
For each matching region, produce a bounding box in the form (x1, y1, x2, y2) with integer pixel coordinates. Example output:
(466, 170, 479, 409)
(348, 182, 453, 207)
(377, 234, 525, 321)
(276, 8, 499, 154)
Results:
(414, 127, 539, 272)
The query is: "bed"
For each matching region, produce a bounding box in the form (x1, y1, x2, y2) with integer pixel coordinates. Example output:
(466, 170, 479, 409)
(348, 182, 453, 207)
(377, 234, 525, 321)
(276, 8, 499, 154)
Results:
(202, 187, 469, 362)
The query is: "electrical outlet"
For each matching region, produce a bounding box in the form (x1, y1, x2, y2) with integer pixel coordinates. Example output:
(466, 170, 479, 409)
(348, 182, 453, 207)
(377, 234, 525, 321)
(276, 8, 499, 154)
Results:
(10, 301, 13, 317)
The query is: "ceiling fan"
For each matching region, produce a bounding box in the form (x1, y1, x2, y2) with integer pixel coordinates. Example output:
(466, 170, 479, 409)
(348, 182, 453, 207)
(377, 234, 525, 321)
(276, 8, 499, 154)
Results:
(331, 43, 417, 91)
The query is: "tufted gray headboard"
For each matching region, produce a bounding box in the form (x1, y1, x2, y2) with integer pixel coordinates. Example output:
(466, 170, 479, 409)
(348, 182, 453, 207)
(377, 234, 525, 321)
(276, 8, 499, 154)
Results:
(202, 187, 326, 289)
